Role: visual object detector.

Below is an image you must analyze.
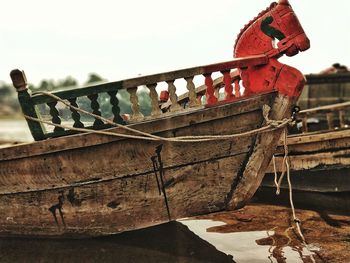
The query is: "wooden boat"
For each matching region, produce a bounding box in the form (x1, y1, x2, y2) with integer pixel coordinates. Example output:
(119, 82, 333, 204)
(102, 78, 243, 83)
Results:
(263, 100, 350, 194)
(254, 72, 350, 213)
(261, 71, 350, 194)
(0, 0, 310, 237)
(299, 69, 350, 111)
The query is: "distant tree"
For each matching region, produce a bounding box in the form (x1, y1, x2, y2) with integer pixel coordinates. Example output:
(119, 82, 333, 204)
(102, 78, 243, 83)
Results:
(57, 76, 78, 88)
(28, 84, 36, 91)
(0, 72, 153, 121)
(37, 79, 56, 91)
(85, 73, 104, 84)
(0, 82, 12, 99)
(0, 81, 20, 113)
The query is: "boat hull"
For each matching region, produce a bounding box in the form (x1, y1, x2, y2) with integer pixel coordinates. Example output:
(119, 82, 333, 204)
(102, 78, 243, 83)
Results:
(0, 92, 295, 237)
(263, 129, 350, 193)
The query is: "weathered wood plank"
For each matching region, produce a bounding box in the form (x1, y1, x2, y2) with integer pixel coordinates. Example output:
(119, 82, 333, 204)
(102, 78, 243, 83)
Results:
(298, 101, 350, 117)
(305, 73, 350, 85)
(266, 148, 350, 173)
(0, 92, 275, 161)
(263, 168, 350, 192)
(284, 129, 350, 145)
(0, 153, 245, 237)
(228, 94, 297, 209)
(0, 110, 262, 194)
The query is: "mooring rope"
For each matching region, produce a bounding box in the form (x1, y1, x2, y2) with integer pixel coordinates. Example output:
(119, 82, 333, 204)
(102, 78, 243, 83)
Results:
(24, 91, 293, 143)
(272, 128, 311, 250)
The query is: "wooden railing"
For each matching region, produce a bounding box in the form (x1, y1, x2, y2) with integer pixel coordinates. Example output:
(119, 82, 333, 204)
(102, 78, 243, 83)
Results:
(161, 69, 350, 135)
(10, 55, 268, 141)
(297, 101, 350, 133)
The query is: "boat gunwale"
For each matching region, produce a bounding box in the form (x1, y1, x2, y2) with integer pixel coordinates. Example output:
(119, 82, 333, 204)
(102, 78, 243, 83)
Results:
(0, 91, 276, 161)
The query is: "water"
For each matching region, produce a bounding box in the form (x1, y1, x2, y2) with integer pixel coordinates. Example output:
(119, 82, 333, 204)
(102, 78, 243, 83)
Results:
(181, 220, 274, 262)
(0, 217, 320, 263)
(0, 119, 32, 143)
(181, 219, 318, 263)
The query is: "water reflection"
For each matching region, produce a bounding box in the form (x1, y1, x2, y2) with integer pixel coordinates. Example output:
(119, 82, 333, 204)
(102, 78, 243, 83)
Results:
(0, 221, 234, 263)
(255, 229, 318, 263)
(0, 217, 321, 263)
(181, 219, 318, 263)
(182, 220, 271, 263)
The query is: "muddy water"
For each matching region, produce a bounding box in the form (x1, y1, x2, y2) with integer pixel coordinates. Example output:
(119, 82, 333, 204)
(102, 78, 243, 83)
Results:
(0, 215, 320, 263)
(3, 201, 348, 263)
(181, 219, 318, 263)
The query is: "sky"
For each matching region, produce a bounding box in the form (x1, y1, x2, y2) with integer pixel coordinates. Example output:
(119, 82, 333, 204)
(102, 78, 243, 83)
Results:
(1, 0, 349, 86)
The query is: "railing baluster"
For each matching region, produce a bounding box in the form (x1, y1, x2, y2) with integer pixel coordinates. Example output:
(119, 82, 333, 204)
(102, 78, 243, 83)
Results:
(87, 94, 104, 127)
(301, 117, 308, 133)
(147, 83, 162, 116)
(234, 79, 241, 98)
(166, 80, 182, 112)
(326, 112, 334, 130)
(127, 87, 144, 121)
(68, 98, 84, 128)
(185, 76, 200, 107)
(339, 110, 346, 128)
(204, 73, 218, 105)
(47, 101, 64, 132)
(221, 70, 235, 100)
(107, 90, 124, 124)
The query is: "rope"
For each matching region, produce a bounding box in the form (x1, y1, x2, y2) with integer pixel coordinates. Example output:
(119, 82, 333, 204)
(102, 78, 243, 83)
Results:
(272, 127, 313, 252)
(25, 92, 293, 143)
(273, 129, 288, 195)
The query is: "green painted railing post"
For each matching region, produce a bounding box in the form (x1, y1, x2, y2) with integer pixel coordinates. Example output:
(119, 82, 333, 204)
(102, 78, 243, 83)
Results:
(10, 69, 46, 141)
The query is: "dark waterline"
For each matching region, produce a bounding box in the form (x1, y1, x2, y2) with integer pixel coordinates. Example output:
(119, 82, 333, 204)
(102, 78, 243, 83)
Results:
(0, 216, 322, 263)
(0, 221, 235, 263)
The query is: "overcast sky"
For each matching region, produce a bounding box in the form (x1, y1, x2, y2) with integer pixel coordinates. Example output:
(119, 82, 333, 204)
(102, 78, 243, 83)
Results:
(1, 0, 349, 85)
